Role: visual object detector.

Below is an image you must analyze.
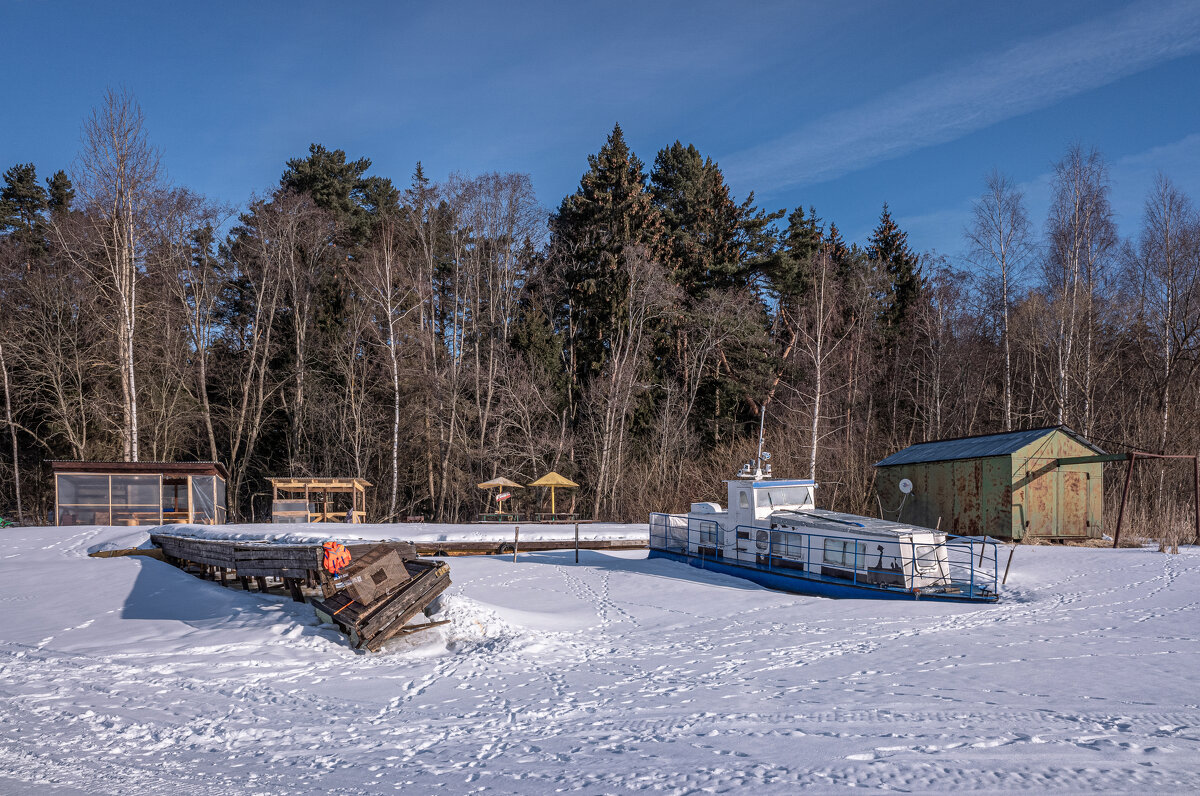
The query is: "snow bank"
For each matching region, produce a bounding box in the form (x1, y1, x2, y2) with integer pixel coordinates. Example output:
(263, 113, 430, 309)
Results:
(2, 524, 1198, 793)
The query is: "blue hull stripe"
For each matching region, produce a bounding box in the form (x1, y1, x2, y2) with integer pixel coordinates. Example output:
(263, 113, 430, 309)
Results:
(648, 549, 999, 603)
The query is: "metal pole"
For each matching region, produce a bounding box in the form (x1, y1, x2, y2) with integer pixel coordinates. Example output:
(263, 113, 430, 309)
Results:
(1003, 545, 1015, 585)
(1112, 454, 1136, 549)
(513, 525, 519, 562)
(574, 522, 579, 563)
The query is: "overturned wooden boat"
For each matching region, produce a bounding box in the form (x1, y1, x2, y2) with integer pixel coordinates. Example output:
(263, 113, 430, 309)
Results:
(650, 457, 1000, 603)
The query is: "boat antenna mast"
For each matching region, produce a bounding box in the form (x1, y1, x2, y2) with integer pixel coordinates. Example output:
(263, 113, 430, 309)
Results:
(740, 400, 772, 479)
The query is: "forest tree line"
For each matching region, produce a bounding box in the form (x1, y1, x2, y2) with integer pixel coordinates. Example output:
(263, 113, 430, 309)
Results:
(1, 90, 1198, 529)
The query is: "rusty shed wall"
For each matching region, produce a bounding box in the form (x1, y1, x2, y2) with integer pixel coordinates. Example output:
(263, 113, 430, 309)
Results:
(876, 455, 1015, 538)
(1011, 431, 1102, 538)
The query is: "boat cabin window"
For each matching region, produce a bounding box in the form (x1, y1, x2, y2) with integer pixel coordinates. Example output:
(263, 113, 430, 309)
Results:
(738, 491, 751, 509)
(755, 486, 812, 508)
(913, 544, 938, 571)
(823, 538, 867, 567)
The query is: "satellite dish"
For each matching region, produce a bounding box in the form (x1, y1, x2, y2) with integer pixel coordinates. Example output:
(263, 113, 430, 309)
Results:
(898, 478, 913, 495)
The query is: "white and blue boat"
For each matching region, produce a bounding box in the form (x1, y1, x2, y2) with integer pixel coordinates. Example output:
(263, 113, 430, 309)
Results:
(649, 454, 1000, 603)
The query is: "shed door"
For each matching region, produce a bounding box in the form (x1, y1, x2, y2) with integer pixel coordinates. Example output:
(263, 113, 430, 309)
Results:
(1058, 471, 1088, 537)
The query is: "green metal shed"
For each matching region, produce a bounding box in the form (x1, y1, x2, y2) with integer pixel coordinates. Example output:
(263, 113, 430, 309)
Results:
(873, 426, 1104, 540)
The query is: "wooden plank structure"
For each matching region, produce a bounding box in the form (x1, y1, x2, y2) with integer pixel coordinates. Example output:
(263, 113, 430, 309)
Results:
(269, 477, 371, 524)
(149, 533, 445, 651)
(312, 558, 451, 651)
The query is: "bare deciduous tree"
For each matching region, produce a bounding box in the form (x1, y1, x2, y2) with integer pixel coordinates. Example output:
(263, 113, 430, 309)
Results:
(967, 170, 1032, 431)
(57, 88, 162, 461)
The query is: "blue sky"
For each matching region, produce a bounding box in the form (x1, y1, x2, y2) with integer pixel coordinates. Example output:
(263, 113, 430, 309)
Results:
(4, 0, 1200, 261)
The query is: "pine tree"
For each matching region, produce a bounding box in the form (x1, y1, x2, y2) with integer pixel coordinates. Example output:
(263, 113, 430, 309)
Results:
(281, 144, 389, 245)
(0, 163, 48, 251)
(867, 203, 921, 346)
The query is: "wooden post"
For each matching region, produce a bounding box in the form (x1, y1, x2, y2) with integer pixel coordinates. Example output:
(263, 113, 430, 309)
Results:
(286, 578, 304, 603)
(513, 526, 520, 562)
(1194, 456, 1200, 545)
(1112, 454, 1137, 549)
(575, 522, 580, 563)
(239, 575, 250, 590)
(1002, 546, 1015, 585)
(255, 576, 269, 592)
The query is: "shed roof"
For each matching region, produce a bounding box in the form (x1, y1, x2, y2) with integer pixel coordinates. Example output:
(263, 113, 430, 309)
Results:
(874, 426, 1103, 468)
(49, 460, 229, 479)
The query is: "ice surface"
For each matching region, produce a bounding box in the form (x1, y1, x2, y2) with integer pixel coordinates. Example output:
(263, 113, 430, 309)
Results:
(1, 524, 1198, 793)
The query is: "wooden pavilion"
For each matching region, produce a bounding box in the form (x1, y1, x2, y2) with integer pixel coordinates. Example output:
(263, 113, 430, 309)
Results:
(269, 477, 371, 524)
(51, 460, 228, 526)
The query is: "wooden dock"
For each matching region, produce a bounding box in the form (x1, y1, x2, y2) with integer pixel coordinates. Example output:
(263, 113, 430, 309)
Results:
(148, 533, 447, 651)
(414, 538, 647, 556)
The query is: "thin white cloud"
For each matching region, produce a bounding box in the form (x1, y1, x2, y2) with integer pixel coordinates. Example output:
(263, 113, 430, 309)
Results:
(724, 1, 1200, 193)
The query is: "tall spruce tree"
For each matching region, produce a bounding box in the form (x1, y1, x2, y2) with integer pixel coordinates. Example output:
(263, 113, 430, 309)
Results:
(46, 170, 74, 215)
(867, 203, 920, 346)
(550, 123, 666, 391)
(772, 205, 824, 299)
(649, 141, 777, 297)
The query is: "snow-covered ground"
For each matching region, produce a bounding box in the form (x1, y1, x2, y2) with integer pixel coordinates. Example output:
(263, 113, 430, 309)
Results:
(1, 524, 1198, 794)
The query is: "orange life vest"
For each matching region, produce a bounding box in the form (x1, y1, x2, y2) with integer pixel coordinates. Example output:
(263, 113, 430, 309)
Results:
(323, 541, 352, 574)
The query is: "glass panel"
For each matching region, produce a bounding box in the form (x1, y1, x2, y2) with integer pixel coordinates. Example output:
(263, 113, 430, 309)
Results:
(191, 476, 217, 523)
(823, 538, 843, 565)
(215, 477, 227, 513)
(272, 499, 309, 523)
(57, 474, 109, 507)
(111, 476, 160, 506)
(162, 482, 187, 513)
(757, 487, 811, 508)
(58, 507, 108, 526)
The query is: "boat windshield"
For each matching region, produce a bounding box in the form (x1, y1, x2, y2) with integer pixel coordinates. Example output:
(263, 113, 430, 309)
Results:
(755, 486, 811, 508)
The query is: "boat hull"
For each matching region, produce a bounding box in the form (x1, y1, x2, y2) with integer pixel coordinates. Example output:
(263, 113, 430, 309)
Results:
(648, 548, 999, 603)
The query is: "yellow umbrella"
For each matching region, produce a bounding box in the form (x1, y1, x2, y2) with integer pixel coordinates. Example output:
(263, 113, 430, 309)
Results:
(477, 477, 523, 512)
(528, 471, 579, 515)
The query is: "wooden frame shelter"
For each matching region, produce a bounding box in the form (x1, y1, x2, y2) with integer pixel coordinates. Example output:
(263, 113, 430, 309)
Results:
(51, 460, 228, 527)
(269, 477, 371, 524)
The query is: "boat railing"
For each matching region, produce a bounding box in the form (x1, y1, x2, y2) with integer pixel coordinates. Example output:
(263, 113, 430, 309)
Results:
(649, 513, 1000, 596)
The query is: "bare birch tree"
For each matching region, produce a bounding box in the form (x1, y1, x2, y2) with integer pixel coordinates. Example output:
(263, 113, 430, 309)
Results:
(57, 89, 162, 461)
(1127, 175, 1200, 495)
(357, 213, 419, 519)
(967, 170, 1032, 431)
(1045, 145, 1115, 433)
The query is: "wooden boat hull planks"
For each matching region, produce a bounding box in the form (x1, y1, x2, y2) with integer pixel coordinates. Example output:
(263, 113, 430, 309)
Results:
(146, 533, 451, 651)
(311, 560, 451, 651)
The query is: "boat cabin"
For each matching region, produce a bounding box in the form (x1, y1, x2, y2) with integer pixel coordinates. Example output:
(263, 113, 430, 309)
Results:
(676, 475, 953, 592)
